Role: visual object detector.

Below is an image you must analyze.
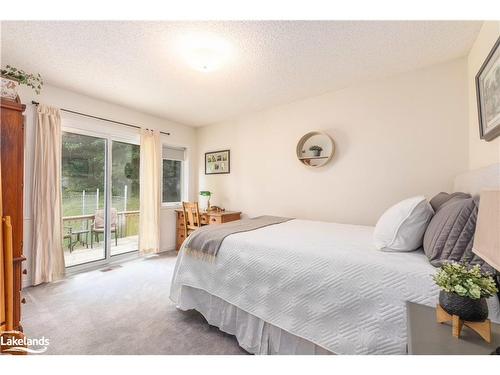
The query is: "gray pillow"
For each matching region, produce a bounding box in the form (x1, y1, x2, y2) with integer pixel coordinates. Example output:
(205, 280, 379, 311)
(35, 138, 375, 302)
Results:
(429, 192, 471, 212)
(423, 196, 494, 274)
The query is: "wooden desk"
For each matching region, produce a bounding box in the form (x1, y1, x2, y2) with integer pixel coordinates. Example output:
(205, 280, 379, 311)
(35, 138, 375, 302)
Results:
(174, 209, 241, 251)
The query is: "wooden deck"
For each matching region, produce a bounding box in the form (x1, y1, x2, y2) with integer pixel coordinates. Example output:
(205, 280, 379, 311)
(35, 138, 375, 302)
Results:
(64, 235, 138, 267)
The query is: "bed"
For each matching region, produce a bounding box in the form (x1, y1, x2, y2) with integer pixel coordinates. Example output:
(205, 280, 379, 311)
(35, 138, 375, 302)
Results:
(169, 164, 500, 354)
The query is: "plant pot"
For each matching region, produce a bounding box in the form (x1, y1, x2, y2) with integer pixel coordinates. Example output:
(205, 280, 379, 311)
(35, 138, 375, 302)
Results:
(1, 76, 19, 101)
(439, 291, 488, 322)
(312, 150, 321, 157)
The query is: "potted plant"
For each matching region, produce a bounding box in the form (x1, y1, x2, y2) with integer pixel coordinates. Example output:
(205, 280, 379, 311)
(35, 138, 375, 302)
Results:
(199, 190, 212, 211)
(1, 65, 43, 100)
(433, 262, 498, 322)
(309, 145, 323, 157)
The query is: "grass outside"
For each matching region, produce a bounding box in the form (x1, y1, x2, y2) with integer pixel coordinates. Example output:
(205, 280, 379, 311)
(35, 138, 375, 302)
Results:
(63, 192, 140, 216)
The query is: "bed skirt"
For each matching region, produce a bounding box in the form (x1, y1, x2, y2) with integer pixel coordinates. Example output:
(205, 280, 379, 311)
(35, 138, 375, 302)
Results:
(176, 285, 333, 355)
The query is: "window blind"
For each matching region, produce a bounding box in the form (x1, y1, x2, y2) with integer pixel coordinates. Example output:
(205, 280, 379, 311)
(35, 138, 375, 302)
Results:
(162, 146, 185, 161)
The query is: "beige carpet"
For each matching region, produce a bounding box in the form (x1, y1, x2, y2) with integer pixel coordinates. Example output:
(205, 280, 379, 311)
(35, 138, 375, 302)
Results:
(22, 251, 247, 355)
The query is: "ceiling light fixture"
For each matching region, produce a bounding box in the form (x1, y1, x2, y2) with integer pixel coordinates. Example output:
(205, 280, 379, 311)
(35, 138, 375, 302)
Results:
(180, 34, 232, 73)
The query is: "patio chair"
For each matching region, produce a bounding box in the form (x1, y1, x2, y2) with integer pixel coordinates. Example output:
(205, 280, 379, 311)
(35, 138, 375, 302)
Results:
(91, 208, 118, 248)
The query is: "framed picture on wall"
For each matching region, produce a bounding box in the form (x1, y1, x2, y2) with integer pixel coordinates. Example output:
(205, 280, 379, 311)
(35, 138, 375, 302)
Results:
(476, 37, 500, 141)
(205, 150, 230, 175)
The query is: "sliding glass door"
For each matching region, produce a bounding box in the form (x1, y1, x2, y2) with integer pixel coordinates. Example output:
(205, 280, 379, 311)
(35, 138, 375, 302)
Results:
(62, 132, 106, 267)
(110, 141, 140, 256)
(61, 131, 140, 268)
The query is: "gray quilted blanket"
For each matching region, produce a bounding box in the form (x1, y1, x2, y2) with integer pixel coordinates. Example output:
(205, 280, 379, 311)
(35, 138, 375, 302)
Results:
(183, 215, 292, 259)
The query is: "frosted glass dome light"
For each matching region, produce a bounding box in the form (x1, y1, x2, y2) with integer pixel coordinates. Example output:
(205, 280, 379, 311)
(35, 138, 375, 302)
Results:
(180, 34, 232, 72)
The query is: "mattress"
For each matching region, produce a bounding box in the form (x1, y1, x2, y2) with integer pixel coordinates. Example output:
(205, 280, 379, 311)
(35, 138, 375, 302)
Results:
(169, 219, 500, 354)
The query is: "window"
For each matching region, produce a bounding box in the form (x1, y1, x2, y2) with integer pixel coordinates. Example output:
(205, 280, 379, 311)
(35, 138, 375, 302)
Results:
(162, 146, 186, 204)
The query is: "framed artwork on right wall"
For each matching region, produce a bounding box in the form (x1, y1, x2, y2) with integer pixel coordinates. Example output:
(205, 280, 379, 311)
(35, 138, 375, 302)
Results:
(476, 36, 500, 141)
(205, 150, 230, 175)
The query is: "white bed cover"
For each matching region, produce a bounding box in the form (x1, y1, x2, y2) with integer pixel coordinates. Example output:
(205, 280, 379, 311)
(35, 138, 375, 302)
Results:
(170, 219, 500, 354)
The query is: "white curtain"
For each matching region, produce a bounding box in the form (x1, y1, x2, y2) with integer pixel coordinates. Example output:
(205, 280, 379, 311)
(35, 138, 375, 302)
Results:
(32, 104, 65, 285)
(139, 129, 161, 254)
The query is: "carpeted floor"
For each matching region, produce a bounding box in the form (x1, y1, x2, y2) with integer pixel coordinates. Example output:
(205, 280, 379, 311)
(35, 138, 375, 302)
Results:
(22, 251, 247, 355)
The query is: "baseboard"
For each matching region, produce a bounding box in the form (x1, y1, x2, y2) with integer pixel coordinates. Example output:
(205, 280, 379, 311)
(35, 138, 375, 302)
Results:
(160, 248, 176, 254)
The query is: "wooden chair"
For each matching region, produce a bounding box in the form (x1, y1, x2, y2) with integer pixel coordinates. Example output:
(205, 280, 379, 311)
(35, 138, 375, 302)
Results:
(182, 202, 202, 237)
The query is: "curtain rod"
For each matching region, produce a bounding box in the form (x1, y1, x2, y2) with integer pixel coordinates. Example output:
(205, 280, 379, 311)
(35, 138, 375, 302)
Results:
(31, 100, 170, 136)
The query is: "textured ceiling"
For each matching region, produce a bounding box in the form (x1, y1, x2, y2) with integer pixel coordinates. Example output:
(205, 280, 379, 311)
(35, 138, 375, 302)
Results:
(1, 21, 481, 127)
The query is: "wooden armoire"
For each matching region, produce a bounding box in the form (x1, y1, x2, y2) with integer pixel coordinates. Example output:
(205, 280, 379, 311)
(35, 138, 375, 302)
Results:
(0, 97, 26, 332)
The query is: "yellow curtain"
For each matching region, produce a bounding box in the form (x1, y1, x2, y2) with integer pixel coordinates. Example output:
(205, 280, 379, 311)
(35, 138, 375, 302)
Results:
(139, 129, 161, 254)
(32, 104, 65, 284)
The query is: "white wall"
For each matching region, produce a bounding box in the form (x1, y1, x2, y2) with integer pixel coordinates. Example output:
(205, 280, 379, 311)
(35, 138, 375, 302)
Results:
(197, 58, 469, 226)
(17, 84, 196, 287)
(467, 21, 500, 170)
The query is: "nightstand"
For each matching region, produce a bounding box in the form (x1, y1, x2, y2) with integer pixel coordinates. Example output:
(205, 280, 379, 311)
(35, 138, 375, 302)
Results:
(407, 302, 500, 354)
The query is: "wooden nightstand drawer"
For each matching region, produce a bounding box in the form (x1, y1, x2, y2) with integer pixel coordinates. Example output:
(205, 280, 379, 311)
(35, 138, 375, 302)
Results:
(209, 216, 222, 225)
(176, 232, 186, 251)
(177, 232, 186, 243)
(220, 213, 241, 223)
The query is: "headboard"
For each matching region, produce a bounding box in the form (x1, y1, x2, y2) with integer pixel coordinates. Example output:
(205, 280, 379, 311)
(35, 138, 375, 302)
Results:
(453, 163, 500, 196)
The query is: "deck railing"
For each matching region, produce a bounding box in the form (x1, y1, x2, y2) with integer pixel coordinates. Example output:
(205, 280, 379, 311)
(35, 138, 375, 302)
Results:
(62, 210, 139, 250)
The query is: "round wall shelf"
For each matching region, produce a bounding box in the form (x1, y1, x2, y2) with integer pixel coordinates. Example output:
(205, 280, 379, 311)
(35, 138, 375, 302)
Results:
(296, 131, 335, 168)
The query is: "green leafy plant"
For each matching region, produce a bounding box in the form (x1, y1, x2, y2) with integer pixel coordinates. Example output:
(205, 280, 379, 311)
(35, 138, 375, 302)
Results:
(309, 145, 323, 152)
(199, 191, 211, 197)
(433, 263, 498, 300)
(1, 65, 43, 94)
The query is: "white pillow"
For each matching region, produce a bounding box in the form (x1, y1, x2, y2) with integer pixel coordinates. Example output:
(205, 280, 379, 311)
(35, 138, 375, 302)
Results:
(373, 196, 434, 252)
